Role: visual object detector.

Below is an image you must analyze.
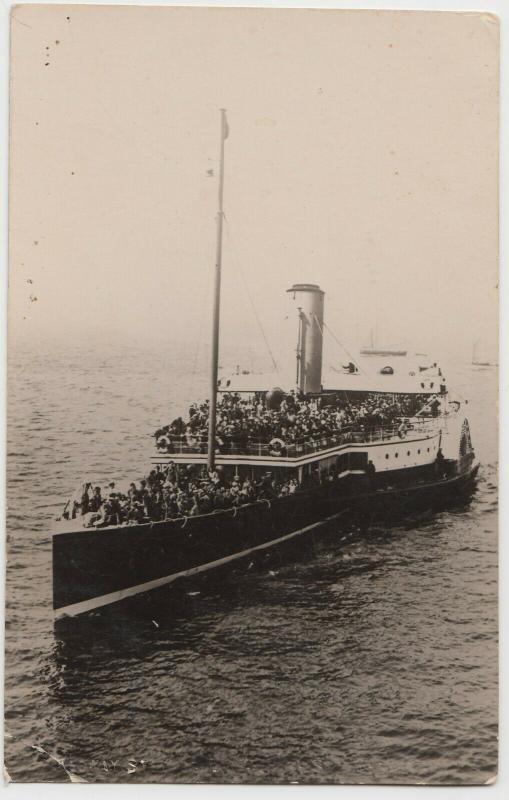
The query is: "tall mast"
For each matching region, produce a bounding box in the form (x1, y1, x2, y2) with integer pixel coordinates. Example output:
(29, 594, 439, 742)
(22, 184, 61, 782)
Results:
(207, 109, 228, 472)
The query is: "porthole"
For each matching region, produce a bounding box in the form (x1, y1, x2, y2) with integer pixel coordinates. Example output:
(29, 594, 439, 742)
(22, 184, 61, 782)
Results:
(395, 453, 399, 458)
(417, 449, 421, 454)
(407, 451, 411, 456)
(427, 447, 430, 452)
(385, 453, 389, 459)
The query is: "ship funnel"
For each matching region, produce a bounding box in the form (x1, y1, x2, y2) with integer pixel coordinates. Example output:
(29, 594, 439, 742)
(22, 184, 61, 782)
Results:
(286, 283, 324, 394)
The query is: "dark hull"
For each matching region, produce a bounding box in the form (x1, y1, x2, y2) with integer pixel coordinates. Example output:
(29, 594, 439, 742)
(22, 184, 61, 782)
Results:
(53, 465, 478, 618)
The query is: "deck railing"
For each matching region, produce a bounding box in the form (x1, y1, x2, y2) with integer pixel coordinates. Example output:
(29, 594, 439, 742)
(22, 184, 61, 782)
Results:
(156, 417, 440, 459)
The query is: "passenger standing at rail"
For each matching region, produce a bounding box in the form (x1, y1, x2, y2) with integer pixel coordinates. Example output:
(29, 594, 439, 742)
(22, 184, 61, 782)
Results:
(80, 484, 91, 515)
(89, 486, 103, 513)
(128, 482, 139, 503)
(104, 481, 115, 499)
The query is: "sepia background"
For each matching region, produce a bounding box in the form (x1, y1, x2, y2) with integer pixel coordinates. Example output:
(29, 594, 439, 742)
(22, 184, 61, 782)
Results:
(6, 4, 499, 786)
(9, 4, 498, 361)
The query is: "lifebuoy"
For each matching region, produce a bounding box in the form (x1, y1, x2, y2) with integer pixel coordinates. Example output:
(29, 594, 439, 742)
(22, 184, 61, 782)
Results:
(269, 437, 286, 456)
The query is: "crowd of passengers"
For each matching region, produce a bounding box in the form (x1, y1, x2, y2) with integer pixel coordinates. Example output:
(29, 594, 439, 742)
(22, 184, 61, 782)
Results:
(154, 391, 439, 454)
(62, 391, 444, 527)
(63, 462, 305, 528)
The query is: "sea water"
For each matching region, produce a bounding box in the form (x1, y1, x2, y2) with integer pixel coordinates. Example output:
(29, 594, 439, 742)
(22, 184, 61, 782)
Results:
(4, 341, 498, 784)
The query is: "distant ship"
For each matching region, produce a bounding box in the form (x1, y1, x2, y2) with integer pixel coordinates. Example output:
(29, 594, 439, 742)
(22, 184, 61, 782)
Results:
(52, 112, 479, 620)
(360, 329, 407, 358)
(359, 347, 408, 357)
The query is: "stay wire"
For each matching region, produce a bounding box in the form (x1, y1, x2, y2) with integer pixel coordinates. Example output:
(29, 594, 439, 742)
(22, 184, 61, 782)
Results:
(312, 313, 335, 373)
(322, 320, 365, 375)
(223, 214, 279, 373)
(187, 259, 213, 402)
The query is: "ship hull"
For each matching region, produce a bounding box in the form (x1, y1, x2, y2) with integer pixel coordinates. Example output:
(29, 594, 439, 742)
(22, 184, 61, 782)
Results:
(53, 464, 478, 619)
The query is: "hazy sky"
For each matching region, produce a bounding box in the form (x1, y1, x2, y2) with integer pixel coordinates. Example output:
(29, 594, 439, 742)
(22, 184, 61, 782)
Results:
(9, 5, 499, 363)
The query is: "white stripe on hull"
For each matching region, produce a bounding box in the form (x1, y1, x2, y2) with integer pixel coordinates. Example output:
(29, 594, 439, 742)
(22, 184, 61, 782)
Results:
(54, 507, 350, 619)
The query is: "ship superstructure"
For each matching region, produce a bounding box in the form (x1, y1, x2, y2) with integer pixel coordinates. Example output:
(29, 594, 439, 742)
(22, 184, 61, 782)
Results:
(152, 281, 465, 485)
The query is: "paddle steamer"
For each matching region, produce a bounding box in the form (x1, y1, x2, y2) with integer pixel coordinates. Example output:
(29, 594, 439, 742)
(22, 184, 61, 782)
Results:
(52, 112, 479, 619)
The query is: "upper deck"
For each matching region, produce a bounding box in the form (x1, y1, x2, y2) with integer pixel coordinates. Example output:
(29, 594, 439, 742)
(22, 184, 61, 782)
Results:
(153, 376, 458, 475)
(151, 417, 445, 471)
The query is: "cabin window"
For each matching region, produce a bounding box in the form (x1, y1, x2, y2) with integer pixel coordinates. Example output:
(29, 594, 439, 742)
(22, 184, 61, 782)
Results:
(427, 447, 430, 452)
(417, 449, 421, 454)
(407, 451, 411, 456)
(385, 453, 390, 459)
(395, 453, 399, 458)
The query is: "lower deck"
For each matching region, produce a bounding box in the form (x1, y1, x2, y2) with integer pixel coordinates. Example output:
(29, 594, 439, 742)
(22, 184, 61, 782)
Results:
(53, 459, 478, 618)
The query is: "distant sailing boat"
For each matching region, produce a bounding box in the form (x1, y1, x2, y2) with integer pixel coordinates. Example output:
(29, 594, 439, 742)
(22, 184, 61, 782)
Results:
(472, 339, 497, 368)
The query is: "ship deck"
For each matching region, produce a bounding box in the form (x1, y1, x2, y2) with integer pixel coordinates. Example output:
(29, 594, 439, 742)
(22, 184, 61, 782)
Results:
(151, 418, 443, 467)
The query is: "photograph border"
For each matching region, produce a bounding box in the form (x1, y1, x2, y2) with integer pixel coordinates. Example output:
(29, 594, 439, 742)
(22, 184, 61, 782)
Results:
(0, 1, 505, 798)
